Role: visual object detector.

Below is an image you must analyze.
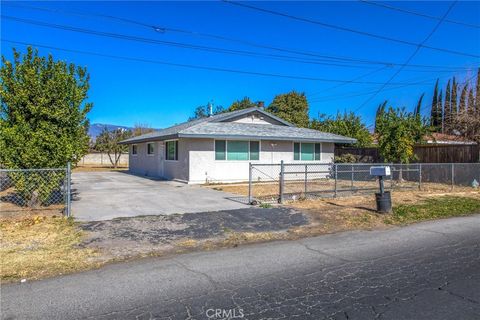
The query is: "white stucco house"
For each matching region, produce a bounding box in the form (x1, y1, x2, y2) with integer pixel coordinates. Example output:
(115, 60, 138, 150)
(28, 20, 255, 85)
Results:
(120, 107, 356, 184)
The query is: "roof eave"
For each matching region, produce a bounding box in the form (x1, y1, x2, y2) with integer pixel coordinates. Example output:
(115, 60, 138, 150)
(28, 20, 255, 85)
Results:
(178, 133, 356, 144)
(119, 134, 179, 144)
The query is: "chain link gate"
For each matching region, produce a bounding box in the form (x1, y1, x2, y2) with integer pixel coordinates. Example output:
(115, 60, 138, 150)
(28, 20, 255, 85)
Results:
(0, 163, 72, 217)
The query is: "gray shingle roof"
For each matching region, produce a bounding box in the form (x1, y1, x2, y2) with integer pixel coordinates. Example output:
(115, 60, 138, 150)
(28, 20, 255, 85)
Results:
(180, 122, 356, 143)
(120, 107, 356, 144)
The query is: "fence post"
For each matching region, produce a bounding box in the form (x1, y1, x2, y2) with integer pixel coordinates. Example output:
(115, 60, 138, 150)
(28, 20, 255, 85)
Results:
(419, 163, 422, 191)
(451, 163, 454, 191)
(279, 160, 284, 204)
(304, 164, 308, 196)
(351, 163, 354, 190)
(334, 163, 338, 198)
(66, 162, 72, 217)
(248, 162, 253, 205)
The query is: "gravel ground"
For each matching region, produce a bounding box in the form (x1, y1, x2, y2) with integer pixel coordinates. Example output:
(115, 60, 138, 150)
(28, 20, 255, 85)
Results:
(79, 207, 308, 259)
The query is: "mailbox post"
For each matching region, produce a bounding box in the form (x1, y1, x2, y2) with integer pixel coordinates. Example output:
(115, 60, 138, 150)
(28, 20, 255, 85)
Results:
(370, 166, 392, 213)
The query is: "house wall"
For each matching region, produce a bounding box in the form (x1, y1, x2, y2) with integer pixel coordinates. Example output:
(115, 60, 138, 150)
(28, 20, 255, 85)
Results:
(128, 140, 190, 181)
(187, 139, 335, 184)
(128, 142, 162, 177)
(129, 138, 335, 183)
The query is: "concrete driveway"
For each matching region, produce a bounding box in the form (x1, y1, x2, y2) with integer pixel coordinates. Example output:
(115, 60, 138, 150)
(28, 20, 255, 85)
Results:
(71, 171, 248, 221)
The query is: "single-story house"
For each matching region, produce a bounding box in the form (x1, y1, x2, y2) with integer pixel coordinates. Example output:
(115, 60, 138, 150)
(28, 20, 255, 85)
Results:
(120, 107, 356, 184)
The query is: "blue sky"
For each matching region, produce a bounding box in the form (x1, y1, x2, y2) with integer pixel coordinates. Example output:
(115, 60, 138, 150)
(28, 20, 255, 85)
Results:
(2, 1, 479, 129)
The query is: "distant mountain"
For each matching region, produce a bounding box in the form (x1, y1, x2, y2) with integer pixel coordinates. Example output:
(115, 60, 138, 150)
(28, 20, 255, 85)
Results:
(88, 123, 132, 141)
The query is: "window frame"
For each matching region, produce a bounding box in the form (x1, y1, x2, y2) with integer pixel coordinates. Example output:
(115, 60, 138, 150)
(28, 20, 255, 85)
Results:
(146, 142, 155, 156)
(132, 144, 138, 156)
(214, 139, 261, 162)
(165, 140, 178, 161)
(293, 142, 322, 161)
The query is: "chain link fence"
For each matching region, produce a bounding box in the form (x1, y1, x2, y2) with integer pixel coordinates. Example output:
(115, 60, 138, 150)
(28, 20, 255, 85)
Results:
(248, 162, 480, 204)
(0, 164, 71, 218)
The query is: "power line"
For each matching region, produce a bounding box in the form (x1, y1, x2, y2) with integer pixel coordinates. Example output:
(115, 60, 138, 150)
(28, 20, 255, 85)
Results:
(360, 0, 480, 29)
(310, 75, 444, 103)
(3, 15, 384, 70)
(308, 66, 389, 98)
(1, 39, 433, 85)
(353, 1, 458, 113)
(4, 2, 477, 71)
(223, 0, 480, 59)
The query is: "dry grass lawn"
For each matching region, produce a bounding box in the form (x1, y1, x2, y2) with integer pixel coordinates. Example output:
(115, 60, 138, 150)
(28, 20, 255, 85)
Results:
(287, 189, 480, 237)
(0, 216, 99, 282)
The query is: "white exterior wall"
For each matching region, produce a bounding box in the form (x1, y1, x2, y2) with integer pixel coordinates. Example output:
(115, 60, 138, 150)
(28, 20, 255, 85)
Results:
(129, 138, 335, 184)
(187, 139, 335, 184)
(128, 142, 162, 177)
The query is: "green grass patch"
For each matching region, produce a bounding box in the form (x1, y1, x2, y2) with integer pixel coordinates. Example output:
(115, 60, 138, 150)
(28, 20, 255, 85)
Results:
(386, 196, 480, 225)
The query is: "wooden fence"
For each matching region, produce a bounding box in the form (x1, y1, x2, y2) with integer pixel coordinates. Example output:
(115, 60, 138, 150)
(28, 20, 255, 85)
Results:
(335, 145, 479, 163)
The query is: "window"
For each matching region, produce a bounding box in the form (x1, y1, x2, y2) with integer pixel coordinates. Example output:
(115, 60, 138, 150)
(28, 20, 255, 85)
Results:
(215, 140, 260, 161)
(147, 143, 155, 155)
(294, 142, 321, 161)
(132, 144, 138, 155)
(227, 141, 249, 160)
(165, 140, 178, 161)
(215, 140, 226, 160)
(249, 141, 259, 160)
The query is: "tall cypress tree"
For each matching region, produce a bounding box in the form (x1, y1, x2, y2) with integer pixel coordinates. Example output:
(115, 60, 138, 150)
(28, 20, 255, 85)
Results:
(459, 83, 468, 113)
(451, 77, 458, 116)
(444, 80, 451, 133)
(431, 79, 439, 127)
(415, 93, 424, 116)
(467, 88, 475, 115)
(438, 90, 443, 133)
(475, 68, 480, 115)
(374, 100, 387, 133)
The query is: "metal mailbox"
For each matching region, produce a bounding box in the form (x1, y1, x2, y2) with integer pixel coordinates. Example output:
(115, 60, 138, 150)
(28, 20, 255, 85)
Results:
(370, 166, 391, 177)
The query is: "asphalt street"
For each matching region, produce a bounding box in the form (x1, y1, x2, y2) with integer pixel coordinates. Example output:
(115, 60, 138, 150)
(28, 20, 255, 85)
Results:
(2, 215, 480, 320)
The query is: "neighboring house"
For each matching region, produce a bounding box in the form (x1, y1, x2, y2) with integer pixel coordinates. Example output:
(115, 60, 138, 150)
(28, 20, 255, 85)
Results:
(120, 107, 356, 184)
(425, 133, 477, 145)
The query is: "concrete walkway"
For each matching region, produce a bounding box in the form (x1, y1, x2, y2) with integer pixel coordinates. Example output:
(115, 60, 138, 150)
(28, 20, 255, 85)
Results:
(71, 171, 247, 221)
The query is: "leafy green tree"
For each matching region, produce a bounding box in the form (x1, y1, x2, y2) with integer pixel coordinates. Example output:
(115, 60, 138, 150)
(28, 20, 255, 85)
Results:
(94, 128, 132, 168)
(0, 47, 92, 205)
(438, 90, 443, 132)
(188, 103, 224, 121)
(310, 112, 372, 147)
(228, 97, 260, 111)
(376, 107, 428, 164)
(0, 47, 92, 168)
(267, 91, 309, 127)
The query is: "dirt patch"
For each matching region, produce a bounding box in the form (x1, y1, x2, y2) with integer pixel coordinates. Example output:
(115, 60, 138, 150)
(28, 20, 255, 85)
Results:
(206, 181, 476, 200)
(79, 207, 308, 261)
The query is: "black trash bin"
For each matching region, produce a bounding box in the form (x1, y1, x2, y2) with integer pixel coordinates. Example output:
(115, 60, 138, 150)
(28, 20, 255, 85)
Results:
(375, 191, 392, 213)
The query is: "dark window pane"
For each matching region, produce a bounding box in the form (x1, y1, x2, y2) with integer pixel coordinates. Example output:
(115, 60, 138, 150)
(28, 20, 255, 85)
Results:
(215, 140, 226, 160)
(294, 143, 300, 160)
(315, 143, 321, 160)
(250, 141, 259, 160)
